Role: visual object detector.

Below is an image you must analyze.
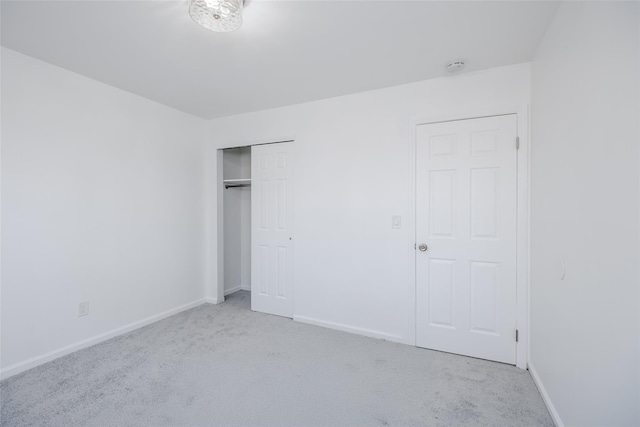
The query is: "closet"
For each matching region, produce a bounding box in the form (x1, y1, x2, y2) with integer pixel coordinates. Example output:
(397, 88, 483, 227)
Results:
(222, 147, 252, 296)
(219, 142, 295, 318)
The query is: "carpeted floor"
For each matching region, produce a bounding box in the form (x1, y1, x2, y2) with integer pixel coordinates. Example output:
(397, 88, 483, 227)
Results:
(0, 291, 553, 426)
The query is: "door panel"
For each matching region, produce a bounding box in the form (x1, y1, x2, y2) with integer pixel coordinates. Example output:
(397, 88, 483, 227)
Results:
(416, 115, 517, 364)
(251, 142, 294, 318)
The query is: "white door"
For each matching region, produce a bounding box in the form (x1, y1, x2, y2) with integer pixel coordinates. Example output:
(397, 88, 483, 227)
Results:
(415, 115, 518, 364)
(251, 142, 294, 318)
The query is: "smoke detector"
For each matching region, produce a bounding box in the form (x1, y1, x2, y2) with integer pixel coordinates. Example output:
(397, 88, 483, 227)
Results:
(446, 61, 465, 74)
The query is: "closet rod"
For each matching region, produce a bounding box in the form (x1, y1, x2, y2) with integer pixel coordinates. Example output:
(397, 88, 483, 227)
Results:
(223, 178, 251, 189)
(224, 183, 251, 189)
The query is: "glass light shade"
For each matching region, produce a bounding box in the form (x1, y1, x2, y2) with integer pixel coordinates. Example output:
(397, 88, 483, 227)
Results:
(189, 0, 243, 32)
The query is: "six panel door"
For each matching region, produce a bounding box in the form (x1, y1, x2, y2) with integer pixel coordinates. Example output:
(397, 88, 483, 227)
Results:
(251, 142, 294, 318)
(415, 115, 518, 364)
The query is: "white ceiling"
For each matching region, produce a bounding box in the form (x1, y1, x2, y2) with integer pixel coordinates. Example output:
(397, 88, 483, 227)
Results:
(1, 1, 560, 119)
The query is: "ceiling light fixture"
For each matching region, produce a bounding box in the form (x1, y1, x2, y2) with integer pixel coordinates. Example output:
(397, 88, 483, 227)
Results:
(189, 0, 243, 32)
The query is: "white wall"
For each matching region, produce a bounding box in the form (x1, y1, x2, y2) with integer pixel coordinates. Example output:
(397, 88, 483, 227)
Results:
(530, 2, 640, 426)
(222, 147, 251, 294)
(205, 63, 531, 342)
(1, 48, 207, 376)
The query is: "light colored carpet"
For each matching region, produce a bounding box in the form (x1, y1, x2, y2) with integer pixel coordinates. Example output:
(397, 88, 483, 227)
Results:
(1, 291, 553, 426)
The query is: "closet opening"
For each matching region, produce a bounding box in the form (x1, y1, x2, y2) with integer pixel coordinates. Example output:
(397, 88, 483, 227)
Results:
(220, 146, 252, 307)
(216, 140, 295, 317)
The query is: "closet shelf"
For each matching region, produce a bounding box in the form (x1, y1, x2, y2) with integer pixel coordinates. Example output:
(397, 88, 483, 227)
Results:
(224, 178, 251, 189)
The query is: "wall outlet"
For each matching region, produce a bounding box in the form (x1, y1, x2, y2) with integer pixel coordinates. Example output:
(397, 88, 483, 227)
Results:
(78, 301, 89, 317)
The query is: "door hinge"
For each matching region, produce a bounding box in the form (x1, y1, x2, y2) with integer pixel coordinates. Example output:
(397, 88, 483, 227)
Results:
(516, 137, 520, 150)
(516, 329, 519, 342)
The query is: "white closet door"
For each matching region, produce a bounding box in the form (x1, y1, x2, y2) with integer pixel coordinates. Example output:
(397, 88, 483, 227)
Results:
(251, 142, 294, 318)
(415, 115, 518, 364)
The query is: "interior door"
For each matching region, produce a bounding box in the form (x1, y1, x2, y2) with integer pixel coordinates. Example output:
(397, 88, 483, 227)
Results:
(251, 142, 294, 318)
(415, 115, 518, 364)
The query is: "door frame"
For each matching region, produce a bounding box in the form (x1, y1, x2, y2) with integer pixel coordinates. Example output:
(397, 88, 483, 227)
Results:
(407, 105, 529, 369)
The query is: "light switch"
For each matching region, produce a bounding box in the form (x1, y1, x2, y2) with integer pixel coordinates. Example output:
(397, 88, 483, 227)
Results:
(392, 215, 401, 229)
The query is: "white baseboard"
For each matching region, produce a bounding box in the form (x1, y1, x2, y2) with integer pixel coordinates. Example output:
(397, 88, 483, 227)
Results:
(224, 285, 250, 296)
(204, 296, 219, 304)
(224, 285, 242, 296)
(293, 315, 404, 344)
(528, 362, 564, 427)
(0, 298, 207, 381)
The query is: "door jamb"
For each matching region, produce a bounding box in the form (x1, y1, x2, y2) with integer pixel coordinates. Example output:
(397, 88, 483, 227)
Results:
(407, 106, 530, 369)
